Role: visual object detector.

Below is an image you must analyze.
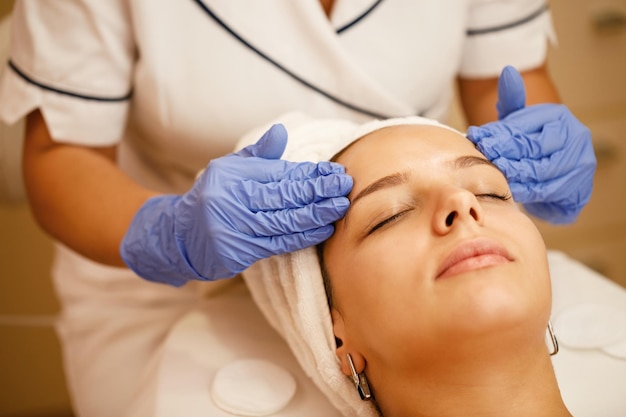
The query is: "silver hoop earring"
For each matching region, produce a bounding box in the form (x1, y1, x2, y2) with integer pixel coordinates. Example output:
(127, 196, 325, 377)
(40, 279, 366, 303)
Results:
(347, 353, 372, 400)
(548, 320, 559, 356)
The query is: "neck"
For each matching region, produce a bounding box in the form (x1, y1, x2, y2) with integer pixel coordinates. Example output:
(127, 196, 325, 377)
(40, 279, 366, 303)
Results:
(370, 343, 572, 417)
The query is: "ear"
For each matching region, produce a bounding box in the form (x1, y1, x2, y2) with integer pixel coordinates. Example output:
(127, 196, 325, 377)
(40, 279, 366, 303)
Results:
(332, 308, 366, 377)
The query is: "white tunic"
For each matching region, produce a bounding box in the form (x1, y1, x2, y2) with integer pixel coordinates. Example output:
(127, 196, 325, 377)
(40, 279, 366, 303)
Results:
(0, 1, 555, 416)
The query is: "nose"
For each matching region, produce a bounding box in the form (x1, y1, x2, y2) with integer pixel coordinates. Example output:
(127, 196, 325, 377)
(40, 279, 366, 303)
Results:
(433, 188, 484, 235)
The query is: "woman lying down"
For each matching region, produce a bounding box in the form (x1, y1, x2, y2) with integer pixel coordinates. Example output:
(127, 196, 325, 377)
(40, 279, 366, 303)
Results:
(241, 114, 572, 417)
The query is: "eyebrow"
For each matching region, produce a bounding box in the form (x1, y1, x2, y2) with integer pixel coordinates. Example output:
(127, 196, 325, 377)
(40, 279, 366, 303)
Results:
(453, 155, 502, 173)
(349, 155, 503, 207)
(350, 171, 410, 206)
(452, 155, 508, 184)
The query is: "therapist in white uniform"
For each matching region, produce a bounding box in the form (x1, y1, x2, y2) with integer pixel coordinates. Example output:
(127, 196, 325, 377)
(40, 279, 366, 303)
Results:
(0, 1, 596, 416)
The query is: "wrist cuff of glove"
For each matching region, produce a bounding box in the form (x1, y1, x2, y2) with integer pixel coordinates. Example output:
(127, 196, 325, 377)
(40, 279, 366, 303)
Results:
(120, 195, 206, 287)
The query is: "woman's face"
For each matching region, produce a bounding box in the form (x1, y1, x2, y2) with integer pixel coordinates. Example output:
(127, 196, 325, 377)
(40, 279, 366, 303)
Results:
(324, 124, 551, 375)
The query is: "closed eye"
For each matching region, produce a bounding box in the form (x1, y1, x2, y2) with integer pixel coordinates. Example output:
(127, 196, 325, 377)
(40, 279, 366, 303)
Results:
(368, 210, 411, 235)
(476, 192, 512, 201)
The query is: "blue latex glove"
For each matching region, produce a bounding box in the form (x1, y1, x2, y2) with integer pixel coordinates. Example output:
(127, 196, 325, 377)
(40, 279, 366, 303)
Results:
(467, 66, 596, 224)
(120, 124, 353, 286)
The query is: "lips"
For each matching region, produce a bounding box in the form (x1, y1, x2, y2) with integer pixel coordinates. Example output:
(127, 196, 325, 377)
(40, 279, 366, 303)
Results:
(436, 238, 513, 280)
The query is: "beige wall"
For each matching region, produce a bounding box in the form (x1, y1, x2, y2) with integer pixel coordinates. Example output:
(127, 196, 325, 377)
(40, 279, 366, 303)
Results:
(0, 1, 74, 416)
(0, 1, 14, 20)
(0, 204, 73, 416)
(533, 0, 626, 287)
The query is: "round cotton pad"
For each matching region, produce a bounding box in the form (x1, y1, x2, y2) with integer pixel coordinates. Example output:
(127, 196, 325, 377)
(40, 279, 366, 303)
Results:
(553, 303, 626, 349)
(211, 358, 297, 416)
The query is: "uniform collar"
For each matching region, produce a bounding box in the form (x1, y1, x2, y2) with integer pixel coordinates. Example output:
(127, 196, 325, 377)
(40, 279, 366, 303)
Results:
(193, 0, 416, 119)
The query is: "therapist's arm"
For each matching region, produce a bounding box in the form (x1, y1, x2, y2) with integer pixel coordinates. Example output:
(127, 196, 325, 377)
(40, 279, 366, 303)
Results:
(23, 109, 159, 266)
(457, 62, 561, 125)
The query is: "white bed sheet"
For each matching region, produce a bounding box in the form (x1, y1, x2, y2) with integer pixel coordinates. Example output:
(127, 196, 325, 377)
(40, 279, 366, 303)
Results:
(155, 251, 626, 416)
(155, 281, 342, 417)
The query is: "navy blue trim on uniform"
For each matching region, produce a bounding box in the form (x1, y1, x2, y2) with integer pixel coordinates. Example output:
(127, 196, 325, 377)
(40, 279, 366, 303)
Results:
(336, 0, 385, 34)
(191, 0, 405, 119)
(466, 3, 549, 36)
(8, 60, 132, 102)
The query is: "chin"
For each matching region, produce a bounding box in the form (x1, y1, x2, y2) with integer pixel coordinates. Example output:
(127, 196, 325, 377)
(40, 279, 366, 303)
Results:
(444, 264, 546, 336)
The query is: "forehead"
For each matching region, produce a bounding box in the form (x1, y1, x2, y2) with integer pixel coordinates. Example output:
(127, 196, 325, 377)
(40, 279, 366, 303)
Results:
(335, 124, 480, 177)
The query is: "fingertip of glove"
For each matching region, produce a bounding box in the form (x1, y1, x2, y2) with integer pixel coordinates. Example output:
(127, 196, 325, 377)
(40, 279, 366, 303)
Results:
(248, 124, 288, 159)
(499, 65, 524, 89)
(339, 175, 353, 194)
(305, 225, 335, 243)
(500, 65, 522, 80)
(335, 196, 350, 209)
(318, 196, 350, 218)
(318, 166, 353, 195)
(497, 65, 526, 119)
(268, 123, 288, 137)
(317, 161, 345, 175)
(313, 196, 350, 223)
(465, 126, 485, 142)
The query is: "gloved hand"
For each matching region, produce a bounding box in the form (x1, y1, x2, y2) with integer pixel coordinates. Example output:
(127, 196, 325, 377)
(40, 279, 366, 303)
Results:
(467, 65, 596, 224)
(121, 124, 353, 286)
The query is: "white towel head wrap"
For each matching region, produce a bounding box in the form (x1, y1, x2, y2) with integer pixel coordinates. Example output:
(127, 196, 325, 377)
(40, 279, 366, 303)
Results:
(238, 113, 461, 417)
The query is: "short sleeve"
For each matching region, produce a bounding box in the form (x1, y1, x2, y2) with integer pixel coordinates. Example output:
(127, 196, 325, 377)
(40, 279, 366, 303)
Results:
(459, 0, 557, 78)
(0, 0, 135, 146)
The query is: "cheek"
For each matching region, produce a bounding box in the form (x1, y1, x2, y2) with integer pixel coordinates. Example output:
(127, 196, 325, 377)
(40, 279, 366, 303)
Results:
(343, 223, 431, 299)
(329, 225, 435, 354)
(498, 210, 548, 274)
(490, 206, 547, 261)
(510, 213, 552, 312)
(487, 210, 552, 315)
(333, 246, 418, 316)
